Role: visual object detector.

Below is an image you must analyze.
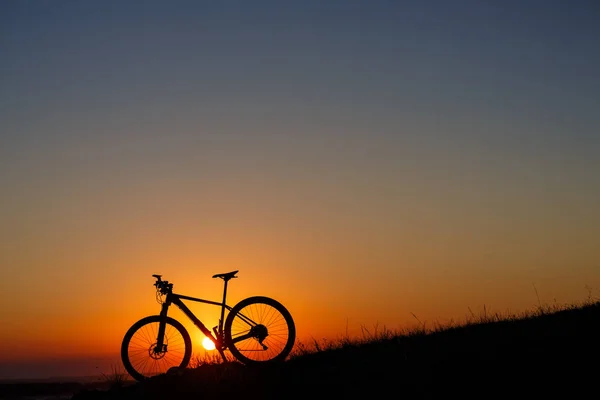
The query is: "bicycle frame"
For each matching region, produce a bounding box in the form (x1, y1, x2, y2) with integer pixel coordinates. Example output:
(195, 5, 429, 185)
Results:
(155, 279, 259, 361)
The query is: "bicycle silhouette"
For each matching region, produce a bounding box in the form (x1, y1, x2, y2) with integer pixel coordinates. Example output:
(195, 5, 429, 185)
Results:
(121, 271, 296, 381)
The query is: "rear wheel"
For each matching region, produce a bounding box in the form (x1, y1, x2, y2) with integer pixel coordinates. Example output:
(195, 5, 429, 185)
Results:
(224, 296, 295, 364)
(121, 315, 192, 381)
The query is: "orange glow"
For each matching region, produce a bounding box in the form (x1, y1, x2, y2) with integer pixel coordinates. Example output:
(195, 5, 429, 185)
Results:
(2, 0, 600, 383)
(202, 337, 216, 351)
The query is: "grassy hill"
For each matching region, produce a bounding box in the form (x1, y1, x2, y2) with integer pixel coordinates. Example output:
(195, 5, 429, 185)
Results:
(61, 299, 599, 399)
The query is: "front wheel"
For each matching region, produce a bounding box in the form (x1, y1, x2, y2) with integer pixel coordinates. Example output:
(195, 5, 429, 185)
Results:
(224, 296, 296, 364)
(121, 315, 192, 381)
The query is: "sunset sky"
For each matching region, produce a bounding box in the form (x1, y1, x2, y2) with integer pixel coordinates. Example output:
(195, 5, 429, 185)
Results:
(1, 0, 599, 380)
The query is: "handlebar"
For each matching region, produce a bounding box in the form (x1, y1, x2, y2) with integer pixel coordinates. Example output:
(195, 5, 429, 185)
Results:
(153, 274, 173, 295)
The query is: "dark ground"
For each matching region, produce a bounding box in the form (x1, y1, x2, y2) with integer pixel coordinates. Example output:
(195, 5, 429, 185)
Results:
(4, 302, 598, 400)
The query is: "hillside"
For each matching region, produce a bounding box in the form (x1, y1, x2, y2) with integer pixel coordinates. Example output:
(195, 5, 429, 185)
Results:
(66, 301, 599, 399)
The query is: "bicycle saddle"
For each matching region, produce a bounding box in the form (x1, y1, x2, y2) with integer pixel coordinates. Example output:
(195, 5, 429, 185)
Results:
(212, 270, 239, 280)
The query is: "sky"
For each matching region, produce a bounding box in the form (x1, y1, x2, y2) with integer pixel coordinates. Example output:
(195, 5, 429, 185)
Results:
(1, 0, 599, 380)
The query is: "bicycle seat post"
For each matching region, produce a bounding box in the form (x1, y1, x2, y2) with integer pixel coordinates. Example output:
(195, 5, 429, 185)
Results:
(211, 271, 238, 336)
(219, 278, 229, 334)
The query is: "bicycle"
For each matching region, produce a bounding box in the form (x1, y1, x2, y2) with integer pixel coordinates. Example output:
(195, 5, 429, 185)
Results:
(121, 270, 296, 381)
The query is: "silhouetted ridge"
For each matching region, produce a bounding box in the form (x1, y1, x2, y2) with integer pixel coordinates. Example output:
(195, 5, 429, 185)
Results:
(70, 301, 599, 399)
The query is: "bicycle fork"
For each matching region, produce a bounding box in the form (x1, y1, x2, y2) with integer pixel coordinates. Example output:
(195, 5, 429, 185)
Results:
(154, 302, 170, 354)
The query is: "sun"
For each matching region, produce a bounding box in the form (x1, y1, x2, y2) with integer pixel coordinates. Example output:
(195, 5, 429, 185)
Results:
(202, 336, 216, 351)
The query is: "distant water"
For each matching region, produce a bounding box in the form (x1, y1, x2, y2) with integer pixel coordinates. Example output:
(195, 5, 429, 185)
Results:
(0, 377, 118, 400)
(0, 355, 122, 382)
(11, 396, 72, 400)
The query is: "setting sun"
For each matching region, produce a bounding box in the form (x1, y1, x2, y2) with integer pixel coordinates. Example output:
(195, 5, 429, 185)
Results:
(202, 337, 216, 351)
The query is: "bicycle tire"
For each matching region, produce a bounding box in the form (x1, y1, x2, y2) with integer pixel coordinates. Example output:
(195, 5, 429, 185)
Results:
(224, 296, 296, 364)
(121, 315, 192, 381)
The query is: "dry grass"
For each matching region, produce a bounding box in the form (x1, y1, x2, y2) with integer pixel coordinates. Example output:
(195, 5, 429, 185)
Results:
(188, 350, 236, 368)
(70, 291, 600, 399)
(100, 364, 129, 389)
(289, 288, 600, 359)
